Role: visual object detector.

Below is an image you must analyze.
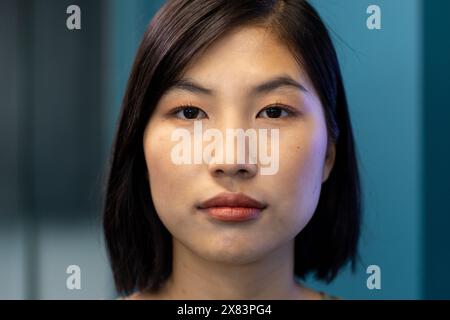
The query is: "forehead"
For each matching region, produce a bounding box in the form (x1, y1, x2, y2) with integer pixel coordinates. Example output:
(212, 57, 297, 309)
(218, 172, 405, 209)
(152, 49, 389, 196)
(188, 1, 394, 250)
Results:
(176, 25, 307, 92)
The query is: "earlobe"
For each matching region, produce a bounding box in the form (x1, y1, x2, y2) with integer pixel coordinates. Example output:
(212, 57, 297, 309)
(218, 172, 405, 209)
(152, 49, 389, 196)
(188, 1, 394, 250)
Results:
(322, 143, 336, 183)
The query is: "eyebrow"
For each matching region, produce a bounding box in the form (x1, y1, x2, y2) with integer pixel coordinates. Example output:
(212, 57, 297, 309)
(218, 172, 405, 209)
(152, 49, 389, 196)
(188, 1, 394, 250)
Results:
(170, 78, 214, 95)
(253, 75, 309, 95)
(168, 75, 309, 96)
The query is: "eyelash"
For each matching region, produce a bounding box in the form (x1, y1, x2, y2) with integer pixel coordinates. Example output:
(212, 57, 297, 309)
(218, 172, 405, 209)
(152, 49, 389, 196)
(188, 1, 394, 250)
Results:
(169, 101, 299, 120)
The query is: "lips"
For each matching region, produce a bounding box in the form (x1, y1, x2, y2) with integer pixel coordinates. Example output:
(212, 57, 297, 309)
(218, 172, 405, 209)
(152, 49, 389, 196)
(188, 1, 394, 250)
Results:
(197, 192, 267, 222)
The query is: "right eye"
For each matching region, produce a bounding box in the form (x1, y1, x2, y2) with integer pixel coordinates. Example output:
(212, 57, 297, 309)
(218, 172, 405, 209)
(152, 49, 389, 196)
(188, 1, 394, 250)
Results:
(172, 105, 207, 120)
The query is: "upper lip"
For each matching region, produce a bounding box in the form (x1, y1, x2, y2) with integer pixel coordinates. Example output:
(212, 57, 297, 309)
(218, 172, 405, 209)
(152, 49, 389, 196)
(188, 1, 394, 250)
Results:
(198, 192, 267, 210)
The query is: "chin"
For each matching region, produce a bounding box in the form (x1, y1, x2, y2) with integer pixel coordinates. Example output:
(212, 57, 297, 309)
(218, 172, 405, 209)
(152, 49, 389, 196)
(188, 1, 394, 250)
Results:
(205, 251, 265, 265)
(197, 239, 273, 265)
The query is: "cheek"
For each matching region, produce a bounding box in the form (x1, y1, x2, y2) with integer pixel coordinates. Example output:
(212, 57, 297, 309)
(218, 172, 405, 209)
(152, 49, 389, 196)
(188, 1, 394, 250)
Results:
(274, 122, 328, 227)
(144, 126, 175, 192)
(143, 124, 198, 223)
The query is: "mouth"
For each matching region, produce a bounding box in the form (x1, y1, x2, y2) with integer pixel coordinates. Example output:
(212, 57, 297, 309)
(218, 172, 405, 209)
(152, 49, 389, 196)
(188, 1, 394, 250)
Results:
(197, 192, 267, 222)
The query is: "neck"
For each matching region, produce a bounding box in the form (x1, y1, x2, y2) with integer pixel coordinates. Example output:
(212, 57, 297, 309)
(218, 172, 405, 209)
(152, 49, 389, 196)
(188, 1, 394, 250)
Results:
(158, 238, 304, 299)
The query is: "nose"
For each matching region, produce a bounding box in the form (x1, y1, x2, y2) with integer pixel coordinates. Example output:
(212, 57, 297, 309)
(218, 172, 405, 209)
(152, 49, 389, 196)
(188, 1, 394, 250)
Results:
(207, 135, 259, 179)
(204, 114, 259, 179)
(208, 160, 258, 179)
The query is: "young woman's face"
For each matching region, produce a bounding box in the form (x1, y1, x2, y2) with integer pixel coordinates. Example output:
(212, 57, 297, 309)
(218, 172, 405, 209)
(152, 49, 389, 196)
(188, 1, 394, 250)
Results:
(143, 26, 335, 264)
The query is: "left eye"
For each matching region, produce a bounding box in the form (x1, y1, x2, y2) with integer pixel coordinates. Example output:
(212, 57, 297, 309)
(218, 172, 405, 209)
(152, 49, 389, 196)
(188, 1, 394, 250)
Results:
(257, 105, 291, 119)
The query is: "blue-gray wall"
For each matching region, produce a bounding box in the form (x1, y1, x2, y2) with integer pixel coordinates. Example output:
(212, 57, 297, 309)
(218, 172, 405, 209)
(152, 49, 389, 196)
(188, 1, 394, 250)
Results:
(103, 0, 161, 152)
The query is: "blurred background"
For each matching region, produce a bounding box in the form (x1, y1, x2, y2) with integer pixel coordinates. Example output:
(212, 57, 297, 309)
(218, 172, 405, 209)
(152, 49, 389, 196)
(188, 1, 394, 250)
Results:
(0, 0, 449, 299)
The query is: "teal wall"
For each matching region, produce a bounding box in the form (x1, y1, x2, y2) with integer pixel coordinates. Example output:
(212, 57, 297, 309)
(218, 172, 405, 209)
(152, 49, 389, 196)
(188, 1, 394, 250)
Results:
(306, 0, 423, 299)
(423, 0, 450, 300)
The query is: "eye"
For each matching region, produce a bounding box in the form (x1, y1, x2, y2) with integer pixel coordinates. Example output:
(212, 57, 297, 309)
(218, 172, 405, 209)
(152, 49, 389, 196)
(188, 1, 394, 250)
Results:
(257, 104, 296, 119)
(172, 105, 207, 120)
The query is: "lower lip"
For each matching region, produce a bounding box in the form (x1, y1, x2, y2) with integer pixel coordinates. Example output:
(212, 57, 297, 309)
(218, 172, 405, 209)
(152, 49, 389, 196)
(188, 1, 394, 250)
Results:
(201, 207, 262, 222)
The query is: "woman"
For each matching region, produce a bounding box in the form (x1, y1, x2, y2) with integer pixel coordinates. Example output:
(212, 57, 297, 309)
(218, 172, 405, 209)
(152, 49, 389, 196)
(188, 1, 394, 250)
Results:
(104, 0, 361, 300)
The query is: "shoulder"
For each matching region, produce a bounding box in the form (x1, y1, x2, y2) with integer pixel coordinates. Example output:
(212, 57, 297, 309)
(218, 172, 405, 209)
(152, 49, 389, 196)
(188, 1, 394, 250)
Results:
(118, 292, 145, 300)
(318, 291, 341, 300)
(118, 290, 167, 300)
(294, 280, 341, 300)
(299, 288, 341, 300)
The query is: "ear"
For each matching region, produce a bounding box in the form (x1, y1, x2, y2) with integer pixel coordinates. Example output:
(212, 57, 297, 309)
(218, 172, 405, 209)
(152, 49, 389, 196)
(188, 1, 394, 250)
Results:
(322, 142, 336, 183)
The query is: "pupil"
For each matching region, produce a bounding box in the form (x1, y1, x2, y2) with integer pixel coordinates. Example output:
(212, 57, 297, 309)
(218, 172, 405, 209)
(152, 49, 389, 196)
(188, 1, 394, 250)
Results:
(183, 107, 199, 119)
(267, 107, 281, 118)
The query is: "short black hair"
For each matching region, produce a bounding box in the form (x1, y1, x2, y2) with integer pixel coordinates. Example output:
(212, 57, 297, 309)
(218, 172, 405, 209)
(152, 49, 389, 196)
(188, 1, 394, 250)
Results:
(103, 0, 361, 295)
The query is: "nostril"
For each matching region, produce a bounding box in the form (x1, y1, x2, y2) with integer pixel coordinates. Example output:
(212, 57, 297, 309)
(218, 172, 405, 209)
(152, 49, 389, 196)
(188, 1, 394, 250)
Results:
(238, 169, 248, 175)
(214, 169, 225, 175)
(209, 162, 258, 178)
